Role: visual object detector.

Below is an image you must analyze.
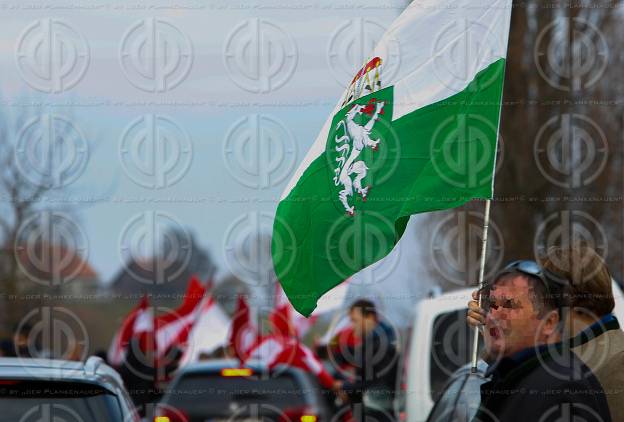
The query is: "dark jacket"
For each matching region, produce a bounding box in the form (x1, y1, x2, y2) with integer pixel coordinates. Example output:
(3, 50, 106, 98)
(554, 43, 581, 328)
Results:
(343, 321, 398, 415)
(571, 314, 624, 422)
(473, 343, 611, 422)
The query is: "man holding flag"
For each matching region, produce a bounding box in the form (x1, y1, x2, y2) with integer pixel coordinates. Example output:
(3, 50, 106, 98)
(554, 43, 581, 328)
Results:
(272, 0, 512, 418)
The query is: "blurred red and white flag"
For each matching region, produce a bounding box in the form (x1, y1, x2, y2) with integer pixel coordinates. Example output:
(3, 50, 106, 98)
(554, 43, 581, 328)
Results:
(246, 336, 334, 389)
(107, 295, 152, 366)
(155, 276, 207, 357)
(274, 284, 317, 338)
(229, 295, 259, 362)
(180, 296, 231, 365)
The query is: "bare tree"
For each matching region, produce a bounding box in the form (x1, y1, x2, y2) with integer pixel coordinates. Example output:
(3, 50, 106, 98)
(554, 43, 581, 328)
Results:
(0, 96, 79, 332)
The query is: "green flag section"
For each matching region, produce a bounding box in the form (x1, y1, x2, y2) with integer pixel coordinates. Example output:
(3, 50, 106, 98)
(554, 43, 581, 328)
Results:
(272, 0, 513, 316)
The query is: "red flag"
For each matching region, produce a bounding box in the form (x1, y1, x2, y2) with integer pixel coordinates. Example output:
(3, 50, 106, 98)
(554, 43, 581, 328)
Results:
(229, 295, 259, 362)
(273, 284, 317, 338)
(107, 295, 151, 366)
(246, 336, 334, 389)
(155, 276, 207, 357)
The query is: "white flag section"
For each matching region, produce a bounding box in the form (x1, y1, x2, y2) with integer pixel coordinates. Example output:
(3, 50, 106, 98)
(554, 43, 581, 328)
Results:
(134, 306, 154, 333)
(180, 298, 231, 365)
(313, 278, 350, 315)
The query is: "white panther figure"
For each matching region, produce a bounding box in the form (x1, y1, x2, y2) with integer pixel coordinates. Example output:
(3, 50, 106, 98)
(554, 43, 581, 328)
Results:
(333, 100, 384, 215)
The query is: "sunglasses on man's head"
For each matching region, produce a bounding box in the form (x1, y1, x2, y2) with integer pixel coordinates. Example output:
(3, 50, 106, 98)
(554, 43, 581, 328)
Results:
(478, 260, 570, 313)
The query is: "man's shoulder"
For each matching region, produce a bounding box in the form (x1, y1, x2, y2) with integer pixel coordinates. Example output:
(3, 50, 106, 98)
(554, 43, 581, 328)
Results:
(503, 346, 599, 389)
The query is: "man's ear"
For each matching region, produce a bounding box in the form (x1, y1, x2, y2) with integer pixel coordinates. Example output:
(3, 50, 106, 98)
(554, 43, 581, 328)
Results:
(542, 309, 561, 337)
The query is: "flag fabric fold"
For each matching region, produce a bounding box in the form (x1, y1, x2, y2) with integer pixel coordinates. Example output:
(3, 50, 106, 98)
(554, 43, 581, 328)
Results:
(155, 276, 206, 357)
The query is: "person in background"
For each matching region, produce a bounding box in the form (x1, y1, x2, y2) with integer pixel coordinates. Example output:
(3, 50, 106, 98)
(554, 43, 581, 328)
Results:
(334, 299, 399, 422)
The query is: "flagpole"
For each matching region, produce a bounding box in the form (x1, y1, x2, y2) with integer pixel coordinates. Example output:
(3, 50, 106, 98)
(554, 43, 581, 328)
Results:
(470, 199, 491, 372)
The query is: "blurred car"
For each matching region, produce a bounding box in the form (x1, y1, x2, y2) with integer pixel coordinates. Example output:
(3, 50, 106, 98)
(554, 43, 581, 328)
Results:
(0, 356, 138, 422)
(425, 361, 488, 422)
(155, 359, 335, 422)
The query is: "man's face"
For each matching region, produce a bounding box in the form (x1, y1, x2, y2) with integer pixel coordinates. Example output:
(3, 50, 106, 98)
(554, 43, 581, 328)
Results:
(349, 308, 374, 337)
(483, 274, 558, 359)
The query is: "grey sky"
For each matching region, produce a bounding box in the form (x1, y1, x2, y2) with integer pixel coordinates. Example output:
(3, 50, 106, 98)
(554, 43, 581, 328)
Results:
(0, 0, 411, 287)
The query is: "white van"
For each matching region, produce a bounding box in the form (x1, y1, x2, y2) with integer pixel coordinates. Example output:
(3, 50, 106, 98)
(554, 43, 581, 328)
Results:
(403, 282, 624, 422)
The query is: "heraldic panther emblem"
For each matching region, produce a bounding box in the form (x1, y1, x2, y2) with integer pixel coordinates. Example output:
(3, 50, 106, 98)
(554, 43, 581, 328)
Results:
(332, 99, 385, 216)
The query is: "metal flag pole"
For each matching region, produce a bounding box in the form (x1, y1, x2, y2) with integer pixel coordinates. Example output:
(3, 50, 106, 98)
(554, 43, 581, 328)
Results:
(470, 199, 491, 372)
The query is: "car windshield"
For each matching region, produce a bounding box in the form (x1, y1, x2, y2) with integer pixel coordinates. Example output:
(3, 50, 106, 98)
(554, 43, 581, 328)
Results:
(162, 371, 310, 419)
(0, 379, 123, 422)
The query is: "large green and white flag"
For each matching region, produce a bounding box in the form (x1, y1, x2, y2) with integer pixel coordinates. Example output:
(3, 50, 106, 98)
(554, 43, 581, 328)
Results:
(272, 0, 513, 316)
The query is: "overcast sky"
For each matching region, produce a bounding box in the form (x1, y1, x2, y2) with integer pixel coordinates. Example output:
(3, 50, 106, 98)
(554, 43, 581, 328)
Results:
(0, 0, 412, 285)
